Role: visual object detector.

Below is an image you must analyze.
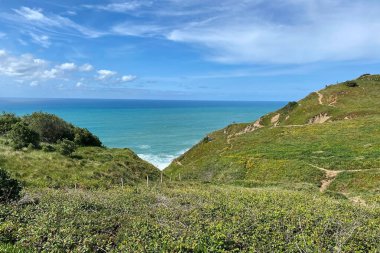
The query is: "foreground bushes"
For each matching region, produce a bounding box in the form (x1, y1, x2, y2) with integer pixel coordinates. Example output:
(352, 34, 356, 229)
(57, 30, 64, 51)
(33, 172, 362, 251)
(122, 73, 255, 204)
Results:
(0, 168, 22, 203)
(0, 185, 379, 252)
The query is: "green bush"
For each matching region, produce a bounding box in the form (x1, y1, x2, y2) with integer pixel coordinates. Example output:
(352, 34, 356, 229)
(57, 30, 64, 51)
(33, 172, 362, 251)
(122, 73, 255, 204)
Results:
(23, 112, 74, 143)
(41, 143, 55, 152)
(0, 168, 22, 203)
(57, 139, 76, 156)
(283, 101, 298, 112)
(345, 81, 358, 87)
(8, 122, 40, 150)
(74, 128, 102, 147)
(0, 113, 20, 135)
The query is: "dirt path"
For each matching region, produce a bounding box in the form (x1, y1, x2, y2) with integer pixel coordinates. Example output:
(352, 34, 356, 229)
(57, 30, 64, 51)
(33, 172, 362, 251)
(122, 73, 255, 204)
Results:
(316, 91, 324, 105)
(308, 164, 342, 192)
(308, 164, 375, 193)
(319, 170, 340, 192)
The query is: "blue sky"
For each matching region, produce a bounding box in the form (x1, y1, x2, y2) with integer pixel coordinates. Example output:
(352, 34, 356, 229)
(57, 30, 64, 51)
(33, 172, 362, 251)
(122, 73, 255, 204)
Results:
(0, 0, 379, 101)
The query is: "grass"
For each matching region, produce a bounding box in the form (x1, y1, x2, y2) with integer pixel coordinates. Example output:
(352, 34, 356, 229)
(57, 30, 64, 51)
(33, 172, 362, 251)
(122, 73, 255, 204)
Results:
(1, 183, 379, 252)
(0, 138, 160, 188)
(165, 76, 380, 202)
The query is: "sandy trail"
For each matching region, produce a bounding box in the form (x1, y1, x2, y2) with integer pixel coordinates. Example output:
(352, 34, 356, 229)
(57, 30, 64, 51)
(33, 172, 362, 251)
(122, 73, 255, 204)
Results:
(316, 91, 324, 105)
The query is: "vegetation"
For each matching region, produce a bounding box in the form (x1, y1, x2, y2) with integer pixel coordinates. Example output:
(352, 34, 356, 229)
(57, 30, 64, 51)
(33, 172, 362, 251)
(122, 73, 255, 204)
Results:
(24, 112, 102, 147)
(0, 168, 22, 203)
(74, 128, 102, 147)
(0, 138, 160, 188)
(0, 113, 160, 188)
(165, 75, 380, 204)
(1, 74, 379, 251)
(57, 139, 76, 156)
(0, 113, 20, 135)
(0, 184, 379, 252)
(8, 122, 40, 150)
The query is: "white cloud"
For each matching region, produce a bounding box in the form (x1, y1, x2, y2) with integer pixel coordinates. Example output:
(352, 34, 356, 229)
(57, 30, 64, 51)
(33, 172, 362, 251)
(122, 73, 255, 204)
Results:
(29, 33, 51, 48)
(0, 50, 136, 88)
(58, 62, 77, 71)
(84, 1, 151, 13)
(121, 75, 137, 82)
(165, 1, 380, 64)
(41, 68, 58, 79)
(97, 69, 117, 80)
(0, 32, 6, 38)
(79, 63, 93, 72)
(0, 52, 48, 78)
(14, 7, 45, 21)
(10, 7, 104, 38)
(0, 50, 7, 57)
(30, 81, 39, 86)
(112, 23, 166, 37)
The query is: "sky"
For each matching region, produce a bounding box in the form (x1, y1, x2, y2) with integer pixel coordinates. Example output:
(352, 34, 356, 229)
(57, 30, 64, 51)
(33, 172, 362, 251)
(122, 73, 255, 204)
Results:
(0, 0, 379, 101)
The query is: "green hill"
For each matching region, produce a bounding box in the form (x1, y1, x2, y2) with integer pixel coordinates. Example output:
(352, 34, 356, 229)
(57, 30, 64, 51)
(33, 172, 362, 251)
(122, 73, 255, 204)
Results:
(0, 113, 160, 188)
(165, 74, 380, 202)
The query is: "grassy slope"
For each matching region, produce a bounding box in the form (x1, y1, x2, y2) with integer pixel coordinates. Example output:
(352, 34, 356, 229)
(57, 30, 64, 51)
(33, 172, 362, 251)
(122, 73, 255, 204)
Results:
(1, 184, 379, 252)
(0, 139, 160, 188)
(165, 75, 380, 200)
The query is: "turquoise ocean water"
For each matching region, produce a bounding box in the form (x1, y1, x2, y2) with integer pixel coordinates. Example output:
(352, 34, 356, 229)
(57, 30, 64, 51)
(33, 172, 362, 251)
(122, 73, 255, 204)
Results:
(0, 98, 286, 169)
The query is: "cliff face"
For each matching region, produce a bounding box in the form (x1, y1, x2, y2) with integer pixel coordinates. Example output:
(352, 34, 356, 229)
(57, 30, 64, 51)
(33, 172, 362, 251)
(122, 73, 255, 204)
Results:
(164, 75, 380, 196)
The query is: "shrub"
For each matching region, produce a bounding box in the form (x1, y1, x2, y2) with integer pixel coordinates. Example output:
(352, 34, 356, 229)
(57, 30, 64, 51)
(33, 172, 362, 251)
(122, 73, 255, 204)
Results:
(57, 139, 76, 156)
(358, 73, 371, 79)
(0, 168, 22, 203)
(344, 81, 358, 87)
(284, 101, 298, 111)
(0, 113, 20, 135)
(23, 112, 75, 143)
(8, 122, 40, 149)
(74, 128, 102, 147)
(41, 143, 56, 152)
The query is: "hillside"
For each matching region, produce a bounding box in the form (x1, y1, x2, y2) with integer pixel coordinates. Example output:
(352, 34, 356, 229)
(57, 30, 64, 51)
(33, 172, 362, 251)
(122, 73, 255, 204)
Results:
(0, 113, 160, 188)
(165, 74, 380, 202)
(2, 184, 380, 252)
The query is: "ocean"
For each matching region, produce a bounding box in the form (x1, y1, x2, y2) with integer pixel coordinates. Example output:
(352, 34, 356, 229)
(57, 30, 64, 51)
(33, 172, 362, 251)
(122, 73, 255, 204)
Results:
(0, 98, 286, 169)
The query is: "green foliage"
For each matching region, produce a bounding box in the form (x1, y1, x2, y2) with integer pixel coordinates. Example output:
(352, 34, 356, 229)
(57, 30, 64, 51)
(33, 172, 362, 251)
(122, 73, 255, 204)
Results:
(74, 128, 102, 147)
(0, 168, 22, 203)
(358, 73, 371, 79)
(345, 80, 359, 87)
(0, 139, 160, 188)
(0, 113, 20, 135)
(0, 185, 379, 252)
(283, 101, 298, 112)
(165, 76, 380, 199)
(23, 112, 74, 143)
(57, 139, 76, 156)
(8, 122, 40, 150)
(41, 143, 55, 152)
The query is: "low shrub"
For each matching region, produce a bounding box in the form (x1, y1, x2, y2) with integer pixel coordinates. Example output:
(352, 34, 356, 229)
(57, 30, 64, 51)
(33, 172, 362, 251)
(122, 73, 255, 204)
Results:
(8, 122, 40, 150)
(358, 73, 371, 79)
(57, 139, 76, 156)
(0, 168, 22, 203)
(23, 112, 75, 143)
(0, 113, 20, 135)
(41, 144, 55, 152)
(345, 81, 358, 87)
(74, 128, 102, 147)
